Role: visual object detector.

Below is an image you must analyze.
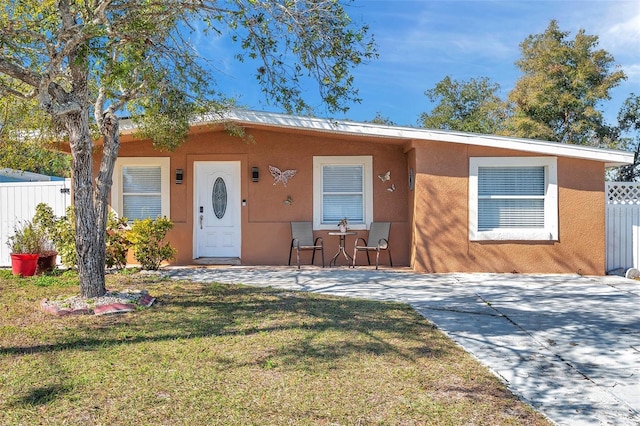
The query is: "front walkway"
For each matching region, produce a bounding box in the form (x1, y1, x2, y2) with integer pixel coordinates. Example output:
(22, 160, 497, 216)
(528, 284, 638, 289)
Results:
(163, 266, 640, 425)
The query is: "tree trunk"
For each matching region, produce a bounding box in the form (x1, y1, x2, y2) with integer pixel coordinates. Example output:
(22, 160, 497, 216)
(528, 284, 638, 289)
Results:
(96, 111, 121, 261)
(66, 110, 106, 298)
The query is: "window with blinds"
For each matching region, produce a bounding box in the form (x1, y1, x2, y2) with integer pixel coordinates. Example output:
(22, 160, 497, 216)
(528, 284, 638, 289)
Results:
(112, 157, 170, 222)
(122, 166, 162, 220)
(469, 157, 558, 241)
(477, 166, 545, 230)
(322, 165, 364, 224)
(313, 156, 373, 230)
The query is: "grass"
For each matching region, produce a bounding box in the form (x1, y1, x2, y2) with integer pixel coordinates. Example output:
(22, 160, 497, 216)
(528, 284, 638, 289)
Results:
(0, 269, 551, 425)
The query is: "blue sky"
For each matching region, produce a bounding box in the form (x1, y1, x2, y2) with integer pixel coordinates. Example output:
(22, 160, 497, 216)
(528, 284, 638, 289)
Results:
(201, 0, 640, 128)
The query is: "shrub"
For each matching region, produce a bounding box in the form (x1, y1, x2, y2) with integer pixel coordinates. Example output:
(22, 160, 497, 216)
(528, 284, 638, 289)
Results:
(32, 203, 58, 254)
(41, 206, 132, 270)
(24, 204, 174, 271)
(127, 217, 176, 270)
(105, 212, 131, 270)
(6, 221, 46, 254)
(51, 206, 77, 268)
(33, 203, 56, 230)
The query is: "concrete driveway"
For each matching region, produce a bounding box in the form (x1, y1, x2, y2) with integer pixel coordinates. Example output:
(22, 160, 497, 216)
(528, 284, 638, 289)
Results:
(163, 267, 640, 425)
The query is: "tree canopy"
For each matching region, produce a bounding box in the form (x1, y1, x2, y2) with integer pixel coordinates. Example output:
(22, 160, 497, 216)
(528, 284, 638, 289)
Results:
(507, 20, 626, 146)
(612, 94, 640, 181)
(366, 112, 395, 126)
(0, 94, 70, 176)
(417, 20, 627, 154)
(0, 0, 376, 297)
(418, 76, 508, 134)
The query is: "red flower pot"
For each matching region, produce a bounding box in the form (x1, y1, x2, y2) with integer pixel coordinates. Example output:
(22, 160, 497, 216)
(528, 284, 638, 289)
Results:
(10, 253, 40, 277)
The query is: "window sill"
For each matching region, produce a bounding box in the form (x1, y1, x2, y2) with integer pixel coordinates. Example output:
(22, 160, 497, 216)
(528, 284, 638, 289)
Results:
(470, 229, 558, 241)
(317, 224, 368, 231)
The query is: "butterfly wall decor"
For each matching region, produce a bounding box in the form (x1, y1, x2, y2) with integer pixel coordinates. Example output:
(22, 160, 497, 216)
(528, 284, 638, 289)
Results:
(378, 171, 391, 182)
(387, 184, 396, 192)
(269, 165, 297, 187)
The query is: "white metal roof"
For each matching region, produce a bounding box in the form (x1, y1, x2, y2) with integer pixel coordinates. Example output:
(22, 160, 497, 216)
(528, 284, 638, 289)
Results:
(120, 109, 634, 168)
(0, 168, 61, 182)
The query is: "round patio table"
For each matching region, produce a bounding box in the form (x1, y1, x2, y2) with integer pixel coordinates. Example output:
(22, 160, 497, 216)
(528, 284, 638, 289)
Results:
(328, 231, 357, 267)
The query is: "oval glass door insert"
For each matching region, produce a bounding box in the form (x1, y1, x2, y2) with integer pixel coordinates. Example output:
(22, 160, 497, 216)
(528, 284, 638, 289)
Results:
(212, 177, 227, 219)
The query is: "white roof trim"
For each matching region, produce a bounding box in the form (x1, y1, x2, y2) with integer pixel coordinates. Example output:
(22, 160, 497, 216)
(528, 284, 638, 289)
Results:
(120, 109, 634, 167)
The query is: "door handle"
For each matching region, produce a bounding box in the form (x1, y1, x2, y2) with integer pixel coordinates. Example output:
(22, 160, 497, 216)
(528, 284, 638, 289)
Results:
(200, 214, 203, 229)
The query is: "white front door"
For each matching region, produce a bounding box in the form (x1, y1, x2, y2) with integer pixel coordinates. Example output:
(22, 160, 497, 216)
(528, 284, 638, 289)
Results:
(194, 161, 241, 258)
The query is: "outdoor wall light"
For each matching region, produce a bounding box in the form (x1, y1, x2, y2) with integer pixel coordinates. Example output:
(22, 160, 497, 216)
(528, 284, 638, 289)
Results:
(252, 167, 259, 182)
(175, 169, 183, 184)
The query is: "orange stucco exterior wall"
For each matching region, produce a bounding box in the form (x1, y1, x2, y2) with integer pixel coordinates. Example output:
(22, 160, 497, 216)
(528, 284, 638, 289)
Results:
(107, 126, 411, 267)
(409, 141, 606, 275)
(100, 126, 607, 274)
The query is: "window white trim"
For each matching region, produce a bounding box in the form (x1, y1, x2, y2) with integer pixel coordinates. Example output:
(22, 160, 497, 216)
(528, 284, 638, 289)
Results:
(112, 157, 171, 220)
(469, 157, 557, 241)
(313, 156, 373, 230)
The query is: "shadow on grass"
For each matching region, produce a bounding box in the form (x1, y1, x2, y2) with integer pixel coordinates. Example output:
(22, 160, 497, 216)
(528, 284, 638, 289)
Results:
(14, 384, 72, 406)
(0, 281, 447, 371)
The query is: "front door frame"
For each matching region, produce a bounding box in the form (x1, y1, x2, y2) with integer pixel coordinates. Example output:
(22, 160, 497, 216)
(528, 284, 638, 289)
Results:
(193, 160, 242, 259)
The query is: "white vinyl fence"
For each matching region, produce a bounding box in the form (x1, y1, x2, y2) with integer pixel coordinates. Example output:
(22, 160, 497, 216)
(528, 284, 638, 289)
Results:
(0, 180, 71, 267)
(606, 182, 640, 273)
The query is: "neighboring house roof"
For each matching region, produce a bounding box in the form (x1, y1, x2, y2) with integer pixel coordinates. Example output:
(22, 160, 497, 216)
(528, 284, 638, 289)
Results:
(118, 109, 634, 168)
(0, 168, 64, 182)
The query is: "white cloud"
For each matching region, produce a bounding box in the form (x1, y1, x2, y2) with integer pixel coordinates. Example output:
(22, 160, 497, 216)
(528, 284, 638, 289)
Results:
(623, 64, 640, 81)
(601, 4, 640, 50)
(593, 3, 640, 85)
(373, 5, 517, 71)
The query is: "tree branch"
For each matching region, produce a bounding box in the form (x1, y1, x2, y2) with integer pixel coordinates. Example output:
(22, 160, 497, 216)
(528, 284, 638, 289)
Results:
(0, 84, 37, 100)
(0, 58, 42, 88)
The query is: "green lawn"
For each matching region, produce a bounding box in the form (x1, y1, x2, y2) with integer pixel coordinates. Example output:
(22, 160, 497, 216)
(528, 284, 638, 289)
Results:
(0, 270, 550, 425)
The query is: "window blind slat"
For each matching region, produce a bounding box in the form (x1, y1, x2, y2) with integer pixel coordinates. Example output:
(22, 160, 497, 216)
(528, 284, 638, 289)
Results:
(322, 194, 364, 222)
(477, 166, 546, 231)
(122, 166, 162, 220)
(478, 199, 544, 229)
(123, 166, 161, 193)
(322, 165, 364, 224)
(479, 167, 544, 196)
(323, 165, 363, 193)
(123, 194, 161, 221)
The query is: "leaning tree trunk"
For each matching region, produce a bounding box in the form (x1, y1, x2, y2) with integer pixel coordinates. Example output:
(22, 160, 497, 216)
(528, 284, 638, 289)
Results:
(95, 111, 121, 264)
(66, 110, 107, 298)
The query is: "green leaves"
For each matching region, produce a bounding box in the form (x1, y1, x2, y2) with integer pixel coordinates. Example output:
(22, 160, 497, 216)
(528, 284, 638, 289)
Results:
(419, 20, 627, 150)
(227, 0, 377, 114)
(419, 76, 508, 135)
(6, 220, 45, 254)
(127, 217, 176, 271)
(2, 0, 375, 139)
(0, 0, 376, 296)
(0, 92, 69, 176)
(507, 20, 626, 146)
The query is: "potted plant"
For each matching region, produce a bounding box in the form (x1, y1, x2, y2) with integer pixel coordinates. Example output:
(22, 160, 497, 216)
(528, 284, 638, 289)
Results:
(32, 203, 59, 274)
(338, 218, 349, 233)
(6, 220, 45, 276)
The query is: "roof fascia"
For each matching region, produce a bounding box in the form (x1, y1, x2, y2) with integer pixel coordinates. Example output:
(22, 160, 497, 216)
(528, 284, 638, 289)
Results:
(119, 110, 635, 167)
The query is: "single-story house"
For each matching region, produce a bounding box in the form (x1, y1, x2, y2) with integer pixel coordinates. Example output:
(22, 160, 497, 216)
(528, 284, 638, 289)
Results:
(97, 110, 633, 275)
